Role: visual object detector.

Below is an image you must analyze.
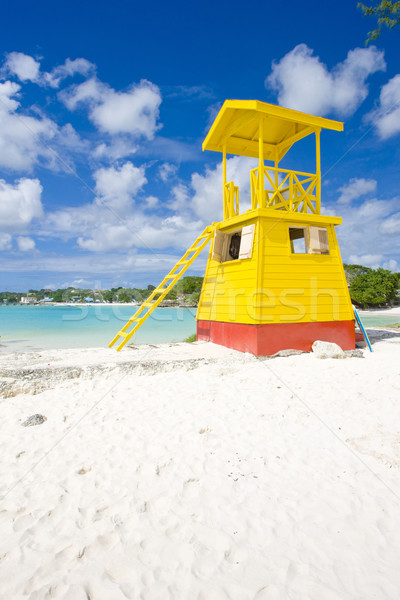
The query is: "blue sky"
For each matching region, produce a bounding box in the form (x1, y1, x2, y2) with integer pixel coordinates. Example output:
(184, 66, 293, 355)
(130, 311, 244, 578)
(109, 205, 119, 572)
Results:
(0, 0, 399, 291)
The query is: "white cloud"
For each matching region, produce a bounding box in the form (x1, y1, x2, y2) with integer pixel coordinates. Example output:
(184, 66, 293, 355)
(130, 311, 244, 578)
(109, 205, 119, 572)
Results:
(56, 207, 202, 253)
(40, 159, 204, 253)
(0, 233, 12, 250)
(168, 183, 190, 211)
(0, 80, 84, 172)
(159, 162, 178, 182)
(380, 212, 400, 235)
(93, 139, 138, 161)
(383, 258, 399, 272)
(4, 52, 40, 82)
(3, 53, 95, 89)
(145, 196, 158, 208)
(44, 58, 95, 88)
(38, 160, 189, 253)
(348, 253, 383, 268)
(337, 177, 377, 204)
(266, 44, 385, 117)
(94, 162, 147, 212)
(17, 236, 35, 251)
(77, 223, 137, 252)
(366, 74, 400, 139)
(0, 249, 196, 276)
(191, 156, 257, 222)
(60, 77, 161, 138)
(0, 84, 55, 170)
(326, 194, 400, 269)
(59, 77, 103, 109)
(0, 178, 43, 231)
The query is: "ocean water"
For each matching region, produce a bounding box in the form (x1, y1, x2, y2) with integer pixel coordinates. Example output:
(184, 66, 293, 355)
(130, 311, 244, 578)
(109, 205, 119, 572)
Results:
(0, 305, 398, 353)
(0, 305, 197, 352)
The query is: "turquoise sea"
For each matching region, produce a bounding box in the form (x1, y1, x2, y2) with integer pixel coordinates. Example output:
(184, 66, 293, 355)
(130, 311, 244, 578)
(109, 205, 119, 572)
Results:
(0, 305, 197, 352)
(0, 304, 399, 352)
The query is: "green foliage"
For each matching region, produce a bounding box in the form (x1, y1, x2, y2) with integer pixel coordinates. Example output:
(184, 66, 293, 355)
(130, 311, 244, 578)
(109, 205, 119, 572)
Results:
(51, 289, 64, 302)
(183, 333, 197, 343)
(180, 276, 203, 294)
(0, 291, 19, 304)
(101, 290, 114, 302)
(358, 0, 400, 43)
(116, 289, 133, 303)
(343, 263, 371, 284)
(166, 288, 178, 300)
(188, 291, 201, 304)
(0, 276, 204, 306)
(349, 267, 399, 307)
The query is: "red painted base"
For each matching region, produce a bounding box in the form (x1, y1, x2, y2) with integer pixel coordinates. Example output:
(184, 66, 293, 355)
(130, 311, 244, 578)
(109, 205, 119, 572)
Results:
(196, 319, 355, 355)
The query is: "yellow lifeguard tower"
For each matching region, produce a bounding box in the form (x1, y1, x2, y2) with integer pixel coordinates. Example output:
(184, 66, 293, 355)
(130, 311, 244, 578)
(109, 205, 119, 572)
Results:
(109, 100, 355, 355)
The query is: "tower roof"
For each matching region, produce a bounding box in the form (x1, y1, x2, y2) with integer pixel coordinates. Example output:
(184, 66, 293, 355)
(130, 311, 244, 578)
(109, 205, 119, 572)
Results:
(203, 100, 343, 161)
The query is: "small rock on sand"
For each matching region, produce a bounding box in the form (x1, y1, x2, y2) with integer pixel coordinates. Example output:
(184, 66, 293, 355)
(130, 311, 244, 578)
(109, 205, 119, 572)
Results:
(312, 341, 364, 359)
(312, 341, 345, 359)
(21, 414, 47, 427)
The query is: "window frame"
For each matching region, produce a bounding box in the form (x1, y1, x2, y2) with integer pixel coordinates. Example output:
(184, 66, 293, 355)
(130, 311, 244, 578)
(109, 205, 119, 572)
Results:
(212, 224, 256, 263)
(288, 226, 330, 255)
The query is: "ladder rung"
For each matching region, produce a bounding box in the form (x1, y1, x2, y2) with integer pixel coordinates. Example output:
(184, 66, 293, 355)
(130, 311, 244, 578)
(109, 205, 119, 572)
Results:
(128, 316, 141, 322)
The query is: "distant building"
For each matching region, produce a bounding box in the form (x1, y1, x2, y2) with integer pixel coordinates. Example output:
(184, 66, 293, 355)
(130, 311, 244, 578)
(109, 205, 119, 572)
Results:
(85, 297, 94, 303)
(20, 296, 37, 304)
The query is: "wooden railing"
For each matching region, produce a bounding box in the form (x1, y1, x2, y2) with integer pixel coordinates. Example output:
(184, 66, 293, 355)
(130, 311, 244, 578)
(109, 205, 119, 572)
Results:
(223, 181, 239, 219)
(250, 167, 320, 214)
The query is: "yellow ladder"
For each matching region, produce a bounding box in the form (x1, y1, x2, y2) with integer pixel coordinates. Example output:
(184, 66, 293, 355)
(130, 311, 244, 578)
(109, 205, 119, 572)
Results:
(109, 225, 216, 351)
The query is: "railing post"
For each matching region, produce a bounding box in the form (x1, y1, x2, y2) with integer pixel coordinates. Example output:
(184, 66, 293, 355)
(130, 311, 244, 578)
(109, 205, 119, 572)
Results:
(258, 115, 264, 208)
(315, 129, 321, 214)
(235, 186, 239, 215)
(251, 170, 257, 210)
(229, 182, 234, 217)
(223, 144, 227, 219)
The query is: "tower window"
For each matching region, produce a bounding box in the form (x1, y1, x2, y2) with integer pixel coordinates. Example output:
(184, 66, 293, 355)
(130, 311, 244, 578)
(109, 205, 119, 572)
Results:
(289, 226, 330, 255)
(212, 224, 255, 262)
(289, 228, 307, 254)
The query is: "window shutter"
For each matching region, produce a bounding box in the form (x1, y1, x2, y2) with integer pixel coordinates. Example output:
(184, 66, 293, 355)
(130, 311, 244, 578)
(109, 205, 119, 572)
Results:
(212, 229, 224, 262)
(318, 229, 329, 253)
(239, 224, 255, 260)
(308, 227, 329, 254)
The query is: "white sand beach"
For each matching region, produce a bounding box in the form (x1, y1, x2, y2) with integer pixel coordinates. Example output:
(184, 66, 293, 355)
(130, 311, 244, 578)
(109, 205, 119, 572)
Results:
(358, 306, 400, 317)
(1, 330, 400, 599)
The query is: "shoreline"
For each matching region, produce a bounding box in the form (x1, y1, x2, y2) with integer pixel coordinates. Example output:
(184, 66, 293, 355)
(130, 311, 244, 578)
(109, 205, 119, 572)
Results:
(4, 301, 196, 308)
(4, 302, 400, 314)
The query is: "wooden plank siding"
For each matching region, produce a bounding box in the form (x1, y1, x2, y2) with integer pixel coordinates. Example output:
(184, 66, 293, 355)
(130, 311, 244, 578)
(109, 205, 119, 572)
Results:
(197, 214, 353, 325)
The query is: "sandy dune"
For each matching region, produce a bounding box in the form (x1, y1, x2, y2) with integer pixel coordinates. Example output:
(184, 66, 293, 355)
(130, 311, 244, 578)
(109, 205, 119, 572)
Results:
(1, 330, 400, 599)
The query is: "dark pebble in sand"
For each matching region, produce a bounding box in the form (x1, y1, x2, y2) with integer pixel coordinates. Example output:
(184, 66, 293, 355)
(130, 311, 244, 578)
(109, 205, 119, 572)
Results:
(22, 414, 47, 427)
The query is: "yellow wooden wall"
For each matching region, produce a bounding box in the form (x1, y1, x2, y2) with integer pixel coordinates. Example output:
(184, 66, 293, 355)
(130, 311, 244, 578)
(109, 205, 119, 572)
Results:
(197, 215, 353, 324)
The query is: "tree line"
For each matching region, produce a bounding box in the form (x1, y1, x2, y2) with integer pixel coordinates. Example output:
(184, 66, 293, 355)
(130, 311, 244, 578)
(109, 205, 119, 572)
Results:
(1, 269, 399, 309)
(0, 276, 204, 306)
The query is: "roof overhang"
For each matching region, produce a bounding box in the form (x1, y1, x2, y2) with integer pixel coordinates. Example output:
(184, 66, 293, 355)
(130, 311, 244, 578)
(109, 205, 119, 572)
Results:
(202, 100, 343, 161)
